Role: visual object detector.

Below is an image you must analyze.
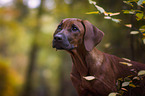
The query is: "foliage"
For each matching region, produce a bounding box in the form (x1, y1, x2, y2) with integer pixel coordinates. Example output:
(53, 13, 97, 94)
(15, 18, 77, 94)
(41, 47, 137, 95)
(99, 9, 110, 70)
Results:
(0, 60, 22, 96)
(88, 0, 145, 44)
(109, 70, 145, 96)
(88, 0, 145, 95)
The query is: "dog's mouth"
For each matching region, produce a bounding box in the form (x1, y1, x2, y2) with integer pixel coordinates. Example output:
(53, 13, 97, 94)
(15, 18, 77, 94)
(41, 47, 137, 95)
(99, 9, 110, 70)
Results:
(53, 41, 75, 50)
(52, 36, 75, 50)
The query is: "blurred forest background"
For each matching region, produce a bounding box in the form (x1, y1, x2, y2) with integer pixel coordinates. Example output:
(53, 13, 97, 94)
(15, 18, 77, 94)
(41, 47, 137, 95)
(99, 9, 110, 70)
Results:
(0, 0, 145, 96)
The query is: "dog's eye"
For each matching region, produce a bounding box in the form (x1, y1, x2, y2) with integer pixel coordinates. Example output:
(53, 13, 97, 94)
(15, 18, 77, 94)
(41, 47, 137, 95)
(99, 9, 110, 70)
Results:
(57, 25, 62, 30)
(72, 25, 79, 32)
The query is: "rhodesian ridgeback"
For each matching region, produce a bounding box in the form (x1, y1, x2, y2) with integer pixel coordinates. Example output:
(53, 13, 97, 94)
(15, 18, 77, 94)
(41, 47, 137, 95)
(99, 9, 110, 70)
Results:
(52, 18, 145, 96)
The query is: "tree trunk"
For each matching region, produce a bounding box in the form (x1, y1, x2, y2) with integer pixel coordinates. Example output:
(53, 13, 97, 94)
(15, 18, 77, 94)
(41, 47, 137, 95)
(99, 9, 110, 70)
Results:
(22, 0, 43, 96)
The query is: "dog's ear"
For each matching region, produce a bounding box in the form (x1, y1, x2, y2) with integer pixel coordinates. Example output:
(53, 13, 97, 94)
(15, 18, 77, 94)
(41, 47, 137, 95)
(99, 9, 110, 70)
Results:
(82, 20, 104, 51)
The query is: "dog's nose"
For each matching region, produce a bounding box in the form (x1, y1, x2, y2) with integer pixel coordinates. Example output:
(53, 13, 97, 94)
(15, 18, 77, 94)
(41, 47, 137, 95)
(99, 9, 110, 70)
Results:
(54, 34, 63, 41)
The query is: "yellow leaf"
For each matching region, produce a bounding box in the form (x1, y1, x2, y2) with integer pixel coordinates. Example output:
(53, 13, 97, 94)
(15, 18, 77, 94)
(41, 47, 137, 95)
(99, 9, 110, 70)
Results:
(83, 76, 95, 81)
(129, 84, 136, 88)
(125, 24, 132, 28)
(86, 11, 99, 14)
(139, 25, 145, 32)
(122, 58, 131, 62)
(104, 12, 120, 16)
(119, 62, 132, 67)
(121, 88, 128, 91)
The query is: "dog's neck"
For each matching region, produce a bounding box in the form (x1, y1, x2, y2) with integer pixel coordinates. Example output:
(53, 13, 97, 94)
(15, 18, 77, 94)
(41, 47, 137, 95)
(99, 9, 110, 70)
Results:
(67, 46, 104, 76)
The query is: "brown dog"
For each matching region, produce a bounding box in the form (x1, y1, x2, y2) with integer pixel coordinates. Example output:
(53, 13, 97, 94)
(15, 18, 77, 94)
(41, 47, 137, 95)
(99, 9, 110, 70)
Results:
(52, 18, 145, 96)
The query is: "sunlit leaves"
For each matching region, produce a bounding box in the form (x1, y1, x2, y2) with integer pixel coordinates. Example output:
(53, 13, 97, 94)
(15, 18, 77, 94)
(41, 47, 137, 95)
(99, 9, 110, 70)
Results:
(137, 0, 145, 5)
(129, 84, 136, 87)
(122, 58, 131, 62)
(139, 25, 145, 33)
(122, 10, 144, 20)
(119, 62, 132, 67)
(89, 0, 105, 13)
(88, 0, 96, 4)
(130, 31, 139, 34)
(143, 38, 145, 44)
(94, 5, 105, 13)
(104, 13, 121, 23)
(108, 92, 118, 96)
(86, 11, 99, 14)
(123, 0, 145, 6)
(139, 25, 145, 44)
(122, 10, 135, 14)
(138, 70, 145, 76)
(122, 82, 130, 87)
(123, 1, 134, 7)
(88, 0, 145, 45)
(104, 12, 120, 16)
(88, 0, 121, 23)
(136, 12, 144, 21)
(125, 24, 132, 28)
(121, 88, 128, 91)
(111, 18, 121, 23)
(104, 16, 112, 19)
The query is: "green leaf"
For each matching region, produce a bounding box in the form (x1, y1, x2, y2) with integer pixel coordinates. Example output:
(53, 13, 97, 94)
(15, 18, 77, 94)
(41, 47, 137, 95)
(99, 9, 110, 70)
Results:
(89, 1, 105, 14)
(124, 77, 131, 82)
(108, 92, 118, 96)
(137, 0, 145, 5)
(122, 82, 130, 87)
(104, 16, 112, 19)
(89, 0, 96, 4)
(111, 18, 121, 23)
(136, 13, 144, 21)
(86, 11, 99, 14)
(139, 25, 145, 32)
(143, 38, 145, 44)
(123, 10, 135, 14)
(123, 1, 133, 7)
(138, 70, 145, 76)
(94, 5, 105, 13)
(130, 31, 139, 34)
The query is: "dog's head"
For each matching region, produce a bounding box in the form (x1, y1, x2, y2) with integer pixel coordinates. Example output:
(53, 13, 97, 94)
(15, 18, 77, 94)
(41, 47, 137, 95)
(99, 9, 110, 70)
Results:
(52, 18, 104, 51)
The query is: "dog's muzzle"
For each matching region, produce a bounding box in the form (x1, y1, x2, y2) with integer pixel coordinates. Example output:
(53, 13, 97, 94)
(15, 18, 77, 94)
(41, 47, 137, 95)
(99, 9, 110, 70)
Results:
(52, 33, 75, 50)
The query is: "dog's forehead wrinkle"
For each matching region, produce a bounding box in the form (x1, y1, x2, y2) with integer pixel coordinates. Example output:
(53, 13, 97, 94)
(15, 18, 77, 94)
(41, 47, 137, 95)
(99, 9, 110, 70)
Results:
(62, 20, 82, 29)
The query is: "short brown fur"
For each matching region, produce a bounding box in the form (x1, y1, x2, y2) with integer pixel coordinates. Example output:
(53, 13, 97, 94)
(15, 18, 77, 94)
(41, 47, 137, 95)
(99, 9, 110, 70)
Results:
(53, 18, 145, 96)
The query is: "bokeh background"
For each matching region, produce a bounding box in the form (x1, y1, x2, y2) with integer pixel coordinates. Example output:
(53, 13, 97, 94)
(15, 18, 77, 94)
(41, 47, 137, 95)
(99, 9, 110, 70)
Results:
(0, 0, 145, 96)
